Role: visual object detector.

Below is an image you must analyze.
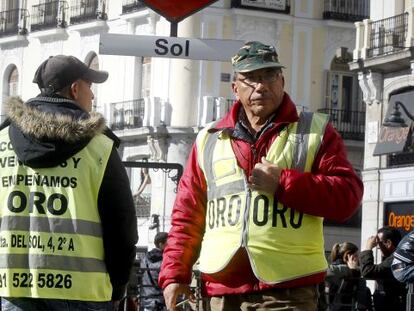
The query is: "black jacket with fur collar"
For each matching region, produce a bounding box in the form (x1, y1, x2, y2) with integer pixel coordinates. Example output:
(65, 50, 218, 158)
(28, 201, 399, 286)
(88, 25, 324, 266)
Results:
(2, 95, 138, 300)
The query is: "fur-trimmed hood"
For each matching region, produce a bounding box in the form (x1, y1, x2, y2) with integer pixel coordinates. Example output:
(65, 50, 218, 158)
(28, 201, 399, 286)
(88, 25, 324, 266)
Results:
(3, 96, 108, 168)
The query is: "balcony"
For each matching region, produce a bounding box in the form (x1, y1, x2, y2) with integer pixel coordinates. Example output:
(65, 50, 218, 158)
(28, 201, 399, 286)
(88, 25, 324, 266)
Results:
(367, 12, 408, 58)
(351, 10, 413, 72)
(70, 0, 106, 25)
(134, 193, 150, 217)
(323, 0, 369, 22)
(108, 97, 171, 132)
(122, 0, 146, 14)
(31, 0, 68, 32)
(388, 152, 414, 167)
(317, 108, 365, 141)
(0, 9, 29, 37)
(110, 99, 145, 131)
(231, 0, 290, 14)
(198, 96, 234, 126)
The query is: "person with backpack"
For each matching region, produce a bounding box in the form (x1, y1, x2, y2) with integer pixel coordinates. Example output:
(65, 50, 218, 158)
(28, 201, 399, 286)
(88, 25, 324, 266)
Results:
(325, 242, 372, 311)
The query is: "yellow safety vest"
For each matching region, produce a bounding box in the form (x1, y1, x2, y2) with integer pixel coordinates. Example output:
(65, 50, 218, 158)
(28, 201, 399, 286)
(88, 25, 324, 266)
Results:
(196, 112, 329, 283)
(0, 127, 113, 301)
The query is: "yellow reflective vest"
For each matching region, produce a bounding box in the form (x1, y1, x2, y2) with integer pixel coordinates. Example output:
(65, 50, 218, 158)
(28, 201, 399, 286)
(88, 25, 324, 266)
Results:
(196, 112, 329, 283)
(0, 128, 113, 301)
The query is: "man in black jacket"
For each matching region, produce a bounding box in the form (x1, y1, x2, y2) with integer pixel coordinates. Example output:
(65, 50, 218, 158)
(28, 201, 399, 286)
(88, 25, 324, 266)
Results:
(360, 226, 406, 311)
(141, 232, 168, 311)
(0, 55, 137, 311)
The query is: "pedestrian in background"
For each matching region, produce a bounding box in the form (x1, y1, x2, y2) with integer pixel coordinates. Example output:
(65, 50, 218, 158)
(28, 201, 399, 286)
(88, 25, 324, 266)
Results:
(360, 226, 405, 311)
(325, 242, 372, 311)
(0, 55, 137, 310)
(140, 232, 168, 311)
(159, 41, 363, 310)
(392, 228, 414, 282)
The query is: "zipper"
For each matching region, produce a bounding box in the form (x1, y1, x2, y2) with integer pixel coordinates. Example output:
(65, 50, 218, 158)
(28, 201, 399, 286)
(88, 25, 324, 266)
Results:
(251, 144, 257, 164)
(241, 176, 251, 248)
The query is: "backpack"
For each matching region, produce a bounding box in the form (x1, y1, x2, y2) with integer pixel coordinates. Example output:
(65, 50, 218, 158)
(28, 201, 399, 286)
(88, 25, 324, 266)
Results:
(329, 278, 373, 311)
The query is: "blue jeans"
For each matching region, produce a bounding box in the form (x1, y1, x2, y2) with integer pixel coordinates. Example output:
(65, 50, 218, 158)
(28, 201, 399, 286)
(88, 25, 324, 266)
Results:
(1, 298, 115, 311)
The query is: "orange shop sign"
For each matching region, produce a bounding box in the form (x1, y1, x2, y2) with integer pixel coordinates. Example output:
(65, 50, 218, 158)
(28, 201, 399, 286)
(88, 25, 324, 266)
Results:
(388, 211, 414, 232)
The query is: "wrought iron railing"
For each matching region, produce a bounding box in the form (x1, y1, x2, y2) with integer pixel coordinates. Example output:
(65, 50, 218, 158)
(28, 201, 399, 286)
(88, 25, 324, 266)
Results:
(367, 12, 408, 58)
(134, 193, 151, 217)
(31, 0, 68, 31)
(388, 151, 414, 167)
(317, 108, 365, 141)
(0, 9, 29, 37)
(323, 0, 369, 22)
(122, 0, 146, 14)
(230, 0, 290, 14)
(110, 99, 145, 130)
(70, 0, 106, 24)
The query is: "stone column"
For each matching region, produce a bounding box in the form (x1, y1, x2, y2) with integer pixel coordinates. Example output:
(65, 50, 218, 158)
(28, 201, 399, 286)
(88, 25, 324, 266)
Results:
(169, 15, 201, 127)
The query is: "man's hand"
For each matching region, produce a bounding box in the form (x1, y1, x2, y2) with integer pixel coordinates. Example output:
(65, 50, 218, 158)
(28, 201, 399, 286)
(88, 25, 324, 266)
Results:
(163, 283, 194, 311)
(365, 235, 378, 250)
(248, 157, 282, 193)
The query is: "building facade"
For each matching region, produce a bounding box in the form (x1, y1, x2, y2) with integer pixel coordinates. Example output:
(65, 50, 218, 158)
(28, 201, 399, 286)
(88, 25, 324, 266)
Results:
(351, 0, 414, 265)
(0, 0, 367, 250)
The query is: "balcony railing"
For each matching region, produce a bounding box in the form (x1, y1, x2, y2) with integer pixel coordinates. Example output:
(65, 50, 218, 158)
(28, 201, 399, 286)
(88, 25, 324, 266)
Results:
(70, 0, 106, 25)
(134, 193, 150, 217)
(367, 12, 408, 58)
(317, 108, 365, 141)
(31, 0, 68, 32)
(122, 0, 146, 14)
(110, 99, 145, 130)
(199, 96, 235, 126)
(0, 9, 29, 37)
(231, 0, 290, 14)
(388, 152, 414, 167)
(323, 0, 369, 22)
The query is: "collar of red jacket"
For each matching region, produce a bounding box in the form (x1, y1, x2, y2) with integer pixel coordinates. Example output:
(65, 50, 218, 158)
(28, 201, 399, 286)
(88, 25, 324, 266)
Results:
(214, 92, 299, 131)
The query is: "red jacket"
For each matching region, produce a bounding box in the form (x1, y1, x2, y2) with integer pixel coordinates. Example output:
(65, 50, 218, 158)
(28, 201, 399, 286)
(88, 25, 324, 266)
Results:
(159, 93, 363, 296)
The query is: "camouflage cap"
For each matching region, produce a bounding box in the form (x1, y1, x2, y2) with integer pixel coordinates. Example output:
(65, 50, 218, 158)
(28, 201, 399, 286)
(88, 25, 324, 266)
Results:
(231, 41, 284, 73)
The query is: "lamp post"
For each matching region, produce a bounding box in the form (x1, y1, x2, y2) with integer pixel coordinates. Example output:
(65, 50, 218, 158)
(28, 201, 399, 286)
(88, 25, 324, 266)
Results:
(383, 101, 414, 127)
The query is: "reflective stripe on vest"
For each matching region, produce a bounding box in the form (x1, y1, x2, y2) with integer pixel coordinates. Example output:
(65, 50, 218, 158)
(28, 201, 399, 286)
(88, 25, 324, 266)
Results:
(0, 128, 113, 301)
(196, 112, 329, 283)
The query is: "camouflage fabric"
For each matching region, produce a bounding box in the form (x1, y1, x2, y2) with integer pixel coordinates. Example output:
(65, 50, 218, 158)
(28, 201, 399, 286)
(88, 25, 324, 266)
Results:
(231, 41, 284, 73)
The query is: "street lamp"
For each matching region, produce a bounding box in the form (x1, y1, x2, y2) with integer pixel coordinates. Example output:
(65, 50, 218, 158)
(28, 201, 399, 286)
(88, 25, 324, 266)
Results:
(383, 101, 414, 127)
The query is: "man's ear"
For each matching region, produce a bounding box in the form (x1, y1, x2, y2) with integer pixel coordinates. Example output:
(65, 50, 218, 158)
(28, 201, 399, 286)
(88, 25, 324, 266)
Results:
(69, 81, 79, 100)
(231, 81, 239, 100)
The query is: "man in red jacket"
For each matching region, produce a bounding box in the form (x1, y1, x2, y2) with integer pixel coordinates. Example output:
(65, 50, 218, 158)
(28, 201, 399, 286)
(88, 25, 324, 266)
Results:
(159, 41, 363, 310)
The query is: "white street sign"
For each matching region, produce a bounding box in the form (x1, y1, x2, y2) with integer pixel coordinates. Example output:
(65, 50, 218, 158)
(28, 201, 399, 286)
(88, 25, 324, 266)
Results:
(99, 34, 244, 61)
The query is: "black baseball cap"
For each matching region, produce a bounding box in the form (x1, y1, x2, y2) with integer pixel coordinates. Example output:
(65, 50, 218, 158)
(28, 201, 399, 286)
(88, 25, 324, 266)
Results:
(33, 55, 108, 95)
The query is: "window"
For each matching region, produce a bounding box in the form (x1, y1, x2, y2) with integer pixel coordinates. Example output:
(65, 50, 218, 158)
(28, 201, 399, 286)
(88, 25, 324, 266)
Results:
(7, 66, 18, 97)
(325, 52, 362, 121)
